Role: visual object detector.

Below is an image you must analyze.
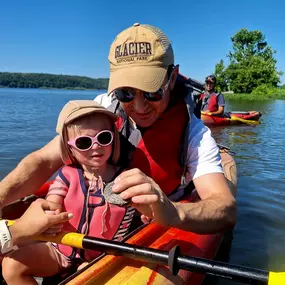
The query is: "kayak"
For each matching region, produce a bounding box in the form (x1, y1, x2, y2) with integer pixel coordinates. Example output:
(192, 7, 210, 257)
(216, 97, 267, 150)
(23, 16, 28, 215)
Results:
(201, 111, 262, 126)
(1, 152, 236, 285)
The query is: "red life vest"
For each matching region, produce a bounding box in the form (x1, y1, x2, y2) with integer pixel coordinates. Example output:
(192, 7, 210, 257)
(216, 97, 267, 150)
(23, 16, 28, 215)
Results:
(54, 165, 134, 261)
(200, 93, 219, 112)
(115, 100, 189, 196)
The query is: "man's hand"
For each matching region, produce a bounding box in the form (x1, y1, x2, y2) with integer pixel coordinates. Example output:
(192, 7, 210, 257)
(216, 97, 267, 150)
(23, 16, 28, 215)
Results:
(9, 199, 73, 244)
(112, 168, 179, 227)
(112, 169, 236, 234)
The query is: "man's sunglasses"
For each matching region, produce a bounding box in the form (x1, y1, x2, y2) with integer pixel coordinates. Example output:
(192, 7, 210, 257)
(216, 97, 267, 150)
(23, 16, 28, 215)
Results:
(68, 130, 113, 151)
(113, 78, 171, 103)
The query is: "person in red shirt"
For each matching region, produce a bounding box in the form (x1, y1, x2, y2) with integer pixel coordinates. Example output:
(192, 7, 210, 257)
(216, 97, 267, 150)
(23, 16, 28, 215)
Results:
(201, 75, 225, 116)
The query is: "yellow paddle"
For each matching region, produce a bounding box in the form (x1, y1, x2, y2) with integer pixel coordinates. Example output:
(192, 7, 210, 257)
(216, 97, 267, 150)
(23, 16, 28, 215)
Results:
(230, 115, 260, 125)
(5, 220, 285, 285)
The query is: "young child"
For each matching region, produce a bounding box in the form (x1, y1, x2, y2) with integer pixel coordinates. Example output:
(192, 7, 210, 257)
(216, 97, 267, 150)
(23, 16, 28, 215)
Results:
(2, 100, 135, 284)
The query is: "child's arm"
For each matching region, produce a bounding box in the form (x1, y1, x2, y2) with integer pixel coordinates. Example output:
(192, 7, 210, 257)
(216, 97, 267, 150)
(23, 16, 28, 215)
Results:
(46, 194, 64, 205)
(43, 176, 69, 235)
(46, 176, 68, 207)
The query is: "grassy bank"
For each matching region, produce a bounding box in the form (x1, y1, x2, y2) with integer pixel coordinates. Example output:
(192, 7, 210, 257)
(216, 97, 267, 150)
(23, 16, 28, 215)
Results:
(224, 92, 285, 100)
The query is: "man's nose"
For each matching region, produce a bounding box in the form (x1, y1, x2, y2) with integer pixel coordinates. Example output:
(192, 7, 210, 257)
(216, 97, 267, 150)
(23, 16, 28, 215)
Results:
(132, 91, 149, 112)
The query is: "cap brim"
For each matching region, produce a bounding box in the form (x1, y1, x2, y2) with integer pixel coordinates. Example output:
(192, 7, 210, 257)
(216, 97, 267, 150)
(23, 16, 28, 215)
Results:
(108, 66, 167, 94)
(65, 108, 117, 125)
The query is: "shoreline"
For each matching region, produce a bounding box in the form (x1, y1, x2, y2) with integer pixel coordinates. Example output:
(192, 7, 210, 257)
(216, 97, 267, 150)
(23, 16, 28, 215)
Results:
(1, 86, 284, 99)
(0, 86, 106, 91)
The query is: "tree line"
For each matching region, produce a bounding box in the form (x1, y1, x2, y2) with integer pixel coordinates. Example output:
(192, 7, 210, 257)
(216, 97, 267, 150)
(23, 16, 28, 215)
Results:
(0, 72, 109, 89)
(214, 28, 284, 95)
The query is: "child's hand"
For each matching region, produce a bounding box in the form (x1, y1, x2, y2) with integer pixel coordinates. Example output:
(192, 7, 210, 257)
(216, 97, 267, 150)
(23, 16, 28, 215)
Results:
(77, 262, 89, 271)
(141, 214, 152, 224)
(42, 209, 64, 236)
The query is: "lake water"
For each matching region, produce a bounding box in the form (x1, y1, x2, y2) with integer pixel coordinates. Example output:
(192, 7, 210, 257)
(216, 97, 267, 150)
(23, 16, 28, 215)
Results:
(0, 88, 102, 178)
(1, 88, 285, 283)
(215, 99, 285, 284)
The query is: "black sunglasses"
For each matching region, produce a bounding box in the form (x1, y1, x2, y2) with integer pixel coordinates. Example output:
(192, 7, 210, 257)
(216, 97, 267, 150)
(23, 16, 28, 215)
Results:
(113, 77, 171, 103)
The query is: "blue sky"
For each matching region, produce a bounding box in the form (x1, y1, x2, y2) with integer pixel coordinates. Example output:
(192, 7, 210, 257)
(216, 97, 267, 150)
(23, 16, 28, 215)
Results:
(1, 0, 284, 84)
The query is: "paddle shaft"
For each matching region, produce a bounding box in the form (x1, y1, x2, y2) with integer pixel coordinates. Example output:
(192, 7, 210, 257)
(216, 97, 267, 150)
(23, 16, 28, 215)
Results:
(82, 236, 269, 284)
(37, 230, 269, 285)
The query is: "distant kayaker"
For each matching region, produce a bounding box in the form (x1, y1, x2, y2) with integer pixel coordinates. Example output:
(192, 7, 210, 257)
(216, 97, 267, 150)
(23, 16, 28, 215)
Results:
(0, 23, 236, 236)
(200, 75, 225, 116)
(2, 100, 135, 284)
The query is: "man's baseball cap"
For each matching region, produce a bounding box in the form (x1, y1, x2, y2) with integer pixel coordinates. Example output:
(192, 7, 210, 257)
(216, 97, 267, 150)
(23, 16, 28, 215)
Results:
(108, 23, 174, 94)
(205, 75, 216, 83)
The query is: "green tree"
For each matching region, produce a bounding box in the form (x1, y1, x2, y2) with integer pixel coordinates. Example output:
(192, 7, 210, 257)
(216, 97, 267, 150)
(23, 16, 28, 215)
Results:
(219, 28, 283, 93)
(214, 60, 228, 92)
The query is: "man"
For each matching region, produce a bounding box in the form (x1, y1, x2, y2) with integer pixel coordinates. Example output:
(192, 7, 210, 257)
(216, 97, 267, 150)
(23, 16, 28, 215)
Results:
(200, 75, 225, 116)
(0, 23, 236, 234)
(0, 199, 72, 254)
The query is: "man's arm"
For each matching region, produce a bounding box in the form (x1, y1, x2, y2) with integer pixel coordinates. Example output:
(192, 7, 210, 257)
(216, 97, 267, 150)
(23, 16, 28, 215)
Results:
(0, 136, 63, 208)
(111, 169, 236, 234)
(172, 173, 236, 233)
(208, 105, 224, 116)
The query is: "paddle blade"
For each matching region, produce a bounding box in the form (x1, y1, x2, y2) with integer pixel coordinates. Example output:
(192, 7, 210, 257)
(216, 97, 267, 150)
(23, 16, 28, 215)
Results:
(230, 115, 260, 125)
(37, 232, 85, 249)
(6, 220, 85, 249)
(268, 272, 285, 285)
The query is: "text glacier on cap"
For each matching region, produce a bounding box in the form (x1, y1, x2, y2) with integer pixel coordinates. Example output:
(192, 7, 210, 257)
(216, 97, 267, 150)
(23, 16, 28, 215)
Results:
(115, 42, 152, 58)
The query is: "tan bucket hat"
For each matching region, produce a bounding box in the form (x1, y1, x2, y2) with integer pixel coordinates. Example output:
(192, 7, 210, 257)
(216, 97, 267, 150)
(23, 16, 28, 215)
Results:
(108, 23, 174, 94)
(56, 100, 120, 165)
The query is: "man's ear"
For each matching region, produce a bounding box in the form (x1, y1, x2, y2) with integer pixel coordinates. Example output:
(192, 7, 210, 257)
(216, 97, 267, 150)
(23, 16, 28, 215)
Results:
(169, 64, 179, 91)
